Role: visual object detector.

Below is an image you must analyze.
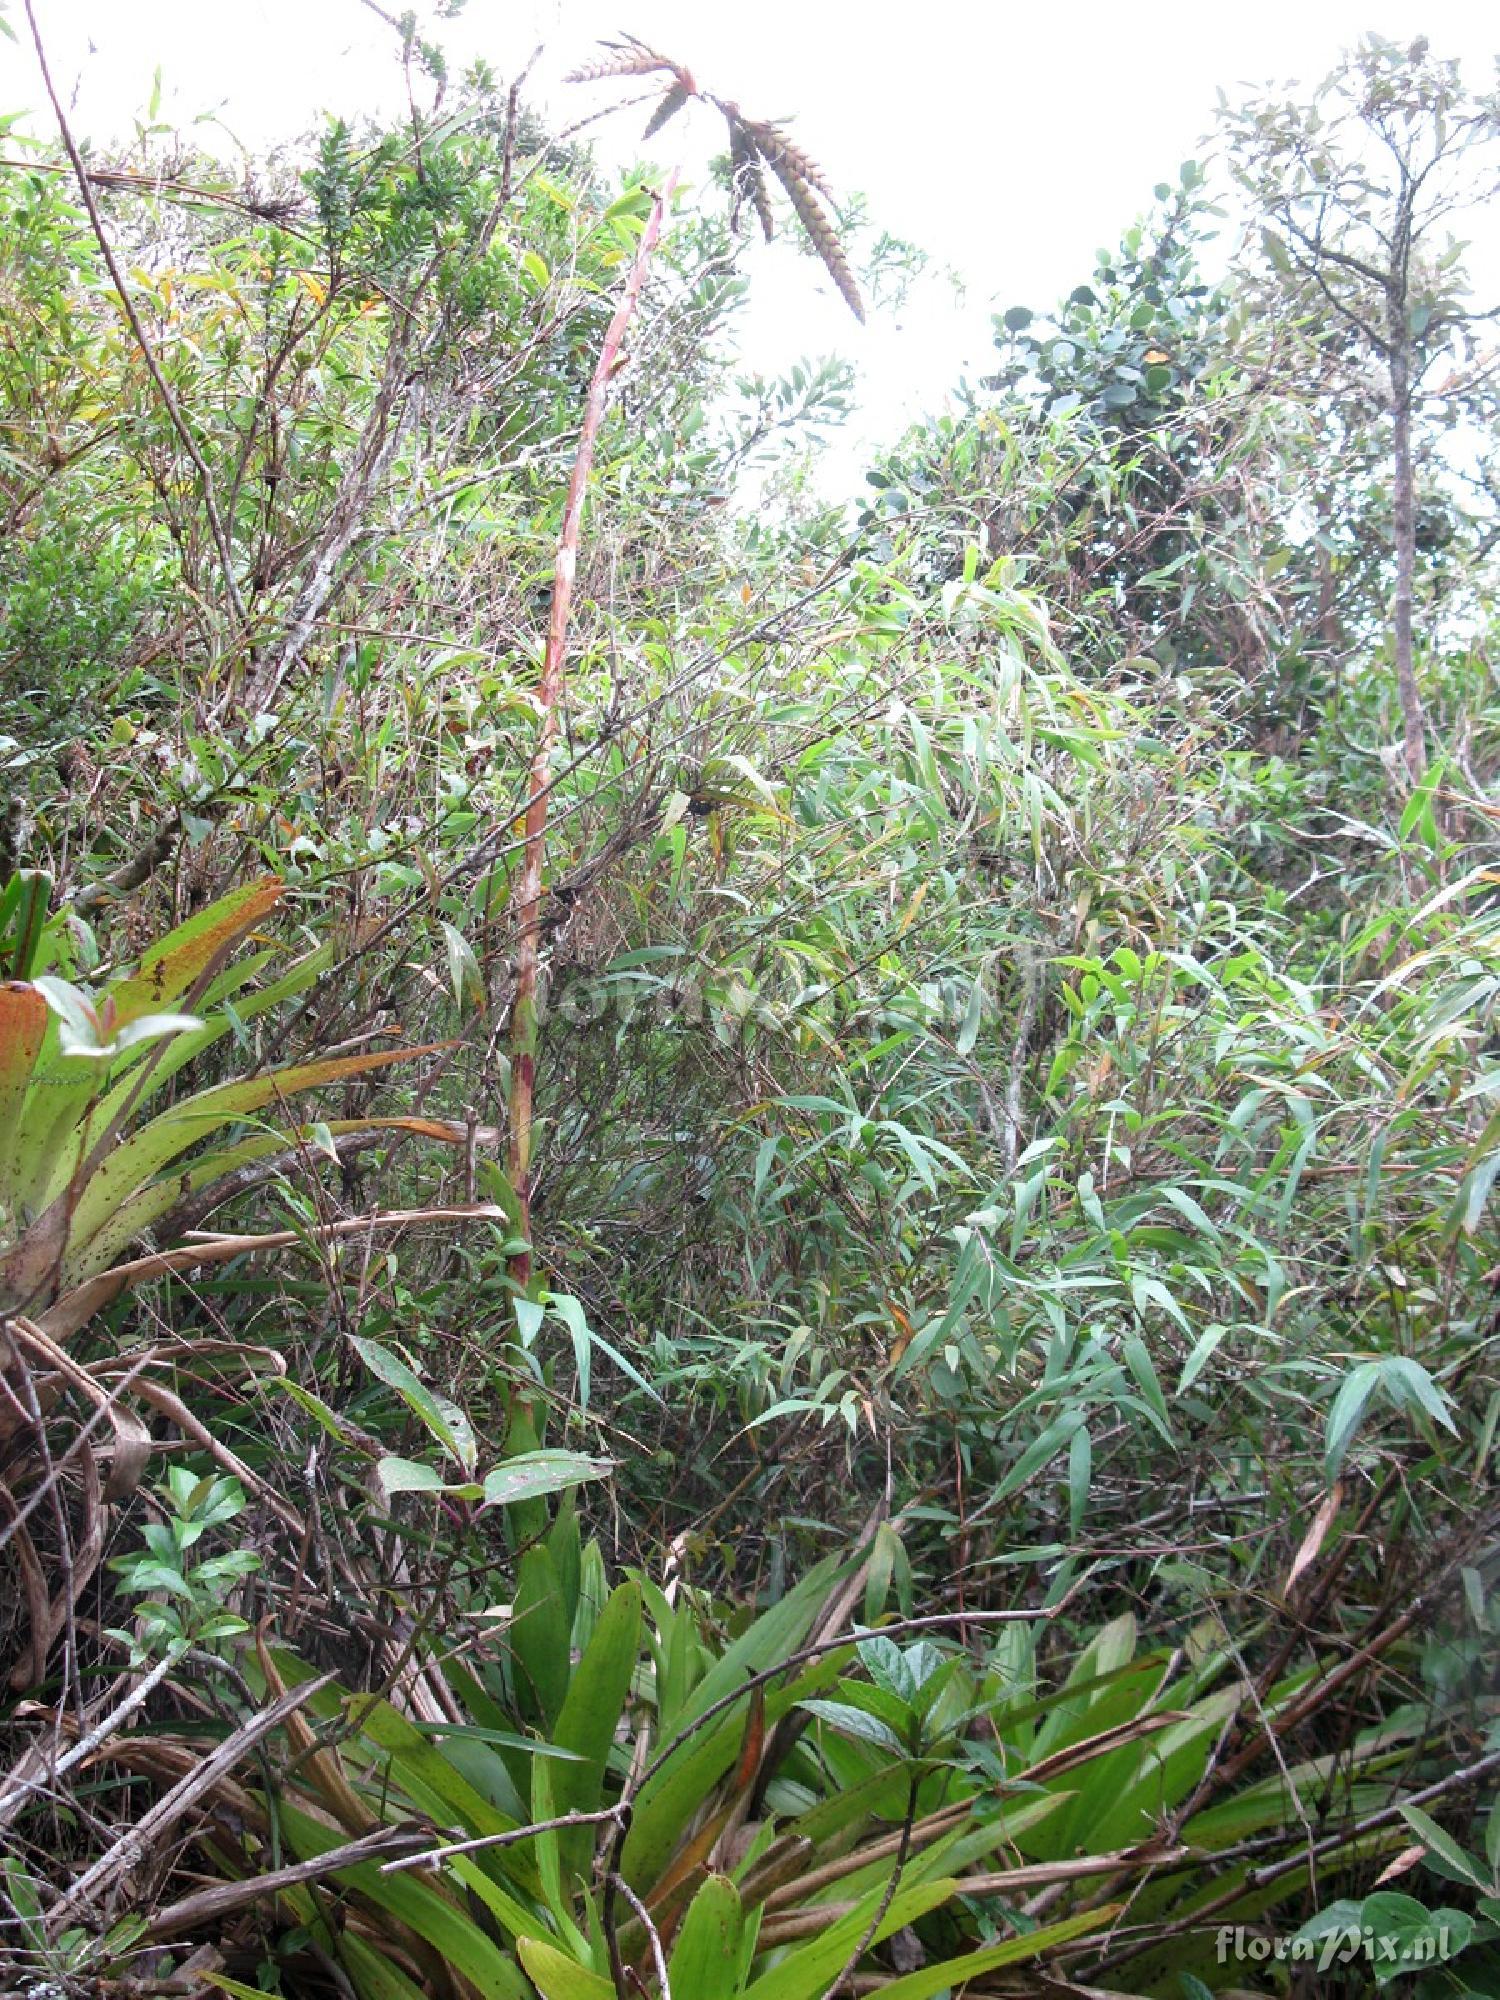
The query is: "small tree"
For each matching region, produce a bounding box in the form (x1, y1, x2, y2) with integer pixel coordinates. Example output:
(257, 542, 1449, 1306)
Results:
(1223, 36, 1500, 781)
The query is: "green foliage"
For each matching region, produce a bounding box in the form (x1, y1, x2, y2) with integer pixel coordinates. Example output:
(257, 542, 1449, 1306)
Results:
(0, 874, 458, 1328)
(106, 1468, 260, 1662)
(0, 25, 1497, 1999)
(991, 159, 1225, 435)
(185, 1537, 1424, 1998)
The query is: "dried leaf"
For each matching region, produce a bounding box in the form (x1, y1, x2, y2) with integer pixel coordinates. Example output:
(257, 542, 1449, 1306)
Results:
(727, 120, 773, 242)
(1284, 1481, 1342, 1596)
(1374, 1844, 1427, 1885)
(734, 1681, 767, 1790)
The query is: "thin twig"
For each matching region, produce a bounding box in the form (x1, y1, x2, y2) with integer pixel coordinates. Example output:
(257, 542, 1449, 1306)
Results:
(494, 43, 543, 224)
(382, 1803, 625, 1873)
(826, 1770, 920, 1996)
(144, 1823, 434, 1939)
(1090, 1742, 1500, 1979)
(0, 1650, 179, 1828)
(611, 1872, 672, 2000)
(71, 815, 183, 913)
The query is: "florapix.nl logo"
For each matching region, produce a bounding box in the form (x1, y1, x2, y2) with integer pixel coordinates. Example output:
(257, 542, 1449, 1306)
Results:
(1215, 1893, 1476, 1980)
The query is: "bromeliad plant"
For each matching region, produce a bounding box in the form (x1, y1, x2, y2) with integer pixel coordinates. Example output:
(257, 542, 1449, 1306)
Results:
(0, 872, 479, 1340)
(100, 1527, 1454, 2000)
(0, 871, 496, 1690)
(127, 1538, 1119, 2000)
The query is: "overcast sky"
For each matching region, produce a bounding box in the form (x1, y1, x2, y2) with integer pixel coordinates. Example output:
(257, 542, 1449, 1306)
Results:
(8, 1, 1498, 490)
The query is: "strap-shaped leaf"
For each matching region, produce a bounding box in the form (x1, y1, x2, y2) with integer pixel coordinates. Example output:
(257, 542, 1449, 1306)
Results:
(622, 1555, 848, 1888)
(668, 1873, 747, 2000)
(741, 1875, 958, 2000)
(58, 1042, 449, 1277)
(84, 1114, 486, 1277)
(516, 1938, 613, 2000)
(76, 940, 333, 1171)
(277, 1803, 531, 1999)
(105, 875, 284, 1030)
(549, 1579, 643, 1880)
(0, 982, 49, 1213)
(871, 1903, 1126, 1999)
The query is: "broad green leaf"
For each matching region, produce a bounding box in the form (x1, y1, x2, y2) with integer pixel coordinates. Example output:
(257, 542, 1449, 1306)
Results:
(106, 875, 284, 1030)
(482, 1450, 613, 1510)
(353, 1335, 469, 1468)
(517, 1938, 613, 2000)
(84, 1112, 473, 1279)
(0, 983, 50, 1212)
(2, 868, 53, 979)
(798, 1698, 906, 1753)
(669, 1873, 747, 2000)
(376, 1456, 481, 1498)
(510, 1545, 572, 1731)
(622, 1556, 847, 1888)
(551, 1580, 642, 1879)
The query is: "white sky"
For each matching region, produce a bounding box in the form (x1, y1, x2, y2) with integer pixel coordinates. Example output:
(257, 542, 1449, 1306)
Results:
(6, 1, 1498, 492)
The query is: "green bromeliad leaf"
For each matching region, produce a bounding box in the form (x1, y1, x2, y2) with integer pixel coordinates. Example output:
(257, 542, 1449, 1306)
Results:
(516, 1938, 613, 2000)
(61, 1042, 451, 1280)
(668, 1873, 750, 2000)
(0, 875, 468, 1320)
(105, 875, 285, 1031)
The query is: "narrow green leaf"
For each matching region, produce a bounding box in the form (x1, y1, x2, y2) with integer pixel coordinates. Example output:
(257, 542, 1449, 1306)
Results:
(277, 1804, 529, 1997)
(1325, 1361, 1382, 1476)
(980, 1411, 1086, 1516)
(870, 1903, 1125, 1998)
(1068, 1424, 1091, 1535)
(352, 1336, 467, 1467)
(956, 974, 985, 1057)
(1121, 1331, 1174, 1443)
(1398, 1803, 1490, 1891)
(741, 1877, 959, 2000)
(440, 919, 485, 1015)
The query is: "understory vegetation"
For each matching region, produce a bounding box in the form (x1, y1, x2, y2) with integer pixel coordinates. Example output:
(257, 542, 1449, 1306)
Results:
(1, 14, 1498, 1998)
